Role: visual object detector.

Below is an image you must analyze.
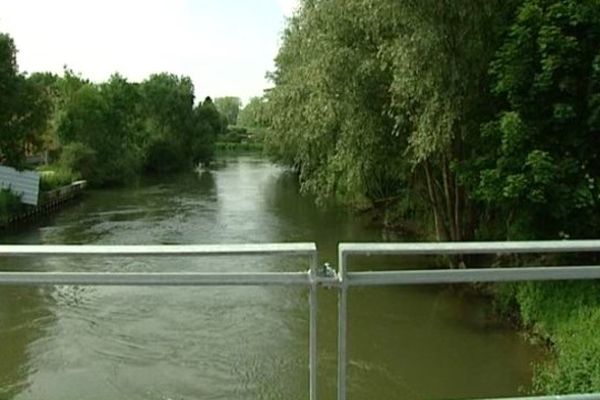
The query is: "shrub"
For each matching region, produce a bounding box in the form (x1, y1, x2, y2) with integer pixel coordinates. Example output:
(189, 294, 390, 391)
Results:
(39, 168, 79, 191)
(59, 142, 97, 182)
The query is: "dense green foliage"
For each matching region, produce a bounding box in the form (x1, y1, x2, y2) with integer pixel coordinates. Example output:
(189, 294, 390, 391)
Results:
(266, 0, 600, 393)
(0, 32, 229, 188)
(266, 0, 600, 242)
(0, 34, 51, 168)
(238, 97, 269, 134)
(214, 96, 242, 126)
(476, 0, 600, 240)
(38, 167, 80, 191)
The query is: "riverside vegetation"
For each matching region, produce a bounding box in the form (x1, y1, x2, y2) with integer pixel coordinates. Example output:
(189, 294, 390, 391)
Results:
(0, 32, 261, 222)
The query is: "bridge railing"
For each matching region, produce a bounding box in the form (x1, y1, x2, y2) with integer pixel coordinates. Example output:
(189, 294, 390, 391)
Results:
(0, 243, 321, 400)
(336, 241, 600, 400)
(2, 241, 600, 400)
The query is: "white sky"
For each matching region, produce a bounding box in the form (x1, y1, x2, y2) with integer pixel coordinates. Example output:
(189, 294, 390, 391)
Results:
(0, 0, 299, 104)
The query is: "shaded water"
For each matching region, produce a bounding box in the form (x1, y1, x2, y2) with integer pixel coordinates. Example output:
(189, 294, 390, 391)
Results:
(0, 156, 540, 400)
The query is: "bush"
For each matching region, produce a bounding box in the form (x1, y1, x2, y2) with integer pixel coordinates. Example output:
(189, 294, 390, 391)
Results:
(143, 136, 187, 174)
(59, 142, 97, 182)
(39, 168, 79, 191)
(533, 307, 600, 394)
(509, 281, 600, 394)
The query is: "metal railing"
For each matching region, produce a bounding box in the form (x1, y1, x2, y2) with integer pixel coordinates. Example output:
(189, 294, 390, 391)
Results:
(336, 241, 600, 400)
(0, 243, 321, 400)
(2, 241, 600, 400)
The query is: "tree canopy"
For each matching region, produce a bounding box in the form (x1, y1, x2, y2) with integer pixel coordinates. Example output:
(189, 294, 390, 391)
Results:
(214, 96, 242, 126)
(0, 34, 51, 168)
(0, 32, 232, 186)
(265, 0, 600, 243)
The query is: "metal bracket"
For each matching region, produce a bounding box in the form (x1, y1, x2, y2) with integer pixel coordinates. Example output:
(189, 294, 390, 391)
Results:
(316, 262, 339, 287)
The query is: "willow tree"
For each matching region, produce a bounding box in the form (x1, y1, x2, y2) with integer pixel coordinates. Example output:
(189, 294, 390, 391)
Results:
(381, 0, 518, 242)
(267, 0, 409, 207)
(266, 0, 516, 238)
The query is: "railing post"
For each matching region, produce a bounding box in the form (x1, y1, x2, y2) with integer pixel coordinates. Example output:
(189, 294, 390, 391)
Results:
(309, 252, 318, 400)
(337, 247, 348, 400)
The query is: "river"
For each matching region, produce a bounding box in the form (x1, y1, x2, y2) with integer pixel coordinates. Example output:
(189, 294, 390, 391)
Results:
(0, 156, 541, 400)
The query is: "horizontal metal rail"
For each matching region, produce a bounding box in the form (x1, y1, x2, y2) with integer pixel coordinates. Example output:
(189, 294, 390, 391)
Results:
(0, 242, 319, 400)
(3, 241, 600, 400)
(339, 240, 600, 256)
(0, 272, 312, 286)
(482, 394, 600, 400)
(337, 240, 600, 400)
(0, 243, 317, 257)
(347, 266, 600, 286)
(488, 393, 600, 400)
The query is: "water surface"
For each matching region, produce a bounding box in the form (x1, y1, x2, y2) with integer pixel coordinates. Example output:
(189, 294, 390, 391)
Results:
(0, 156, 540, 400)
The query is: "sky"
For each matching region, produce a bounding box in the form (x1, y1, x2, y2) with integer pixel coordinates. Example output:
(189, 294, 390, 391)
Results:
(0, 0, 299, 104)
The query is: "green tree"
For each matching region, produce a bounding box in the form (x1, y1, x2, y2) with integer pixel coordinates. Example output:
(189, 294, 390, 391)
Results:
(56, 74, 143, 185)
(0, 33, 51, 167)
(191, 97, 225, 164)
(214, 96, 242, 126)
(139, 73, 196, 173)
(477, 0, 600, 240)
(237, 96, 268, 133)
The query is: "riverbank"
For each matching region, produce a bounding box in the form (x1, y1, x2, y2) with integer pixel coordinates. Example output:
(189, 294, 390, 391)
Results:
(490, 280, 600, 394)
(355, 197, 600, 395)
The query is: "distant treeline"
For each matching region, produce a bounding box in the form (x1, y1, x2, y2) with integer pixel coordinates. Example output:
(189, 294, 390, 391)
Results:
(262, 0, 600, 394)
(0, 32, 241, 187)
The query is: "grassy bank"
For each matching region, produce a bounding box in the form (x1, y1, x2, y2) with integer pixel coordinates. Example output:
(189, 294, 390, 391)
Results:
(492, 278, 600, 394)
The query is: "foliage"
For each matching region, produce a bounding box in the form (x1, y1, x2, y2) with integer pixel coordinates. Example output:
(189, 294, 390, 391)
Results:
(191, 97, 226, 165)
(475, 0, 600, 240)
(1, 31, 230, 188)
(266, 0, 410, 207)
(214, 96, 242, 126)
(39, 168, 79, 191)
(55, 74, 144, 186)
(237, 97, 269, 134)
(52, 75, 226, 183)
(58, 142, 96, 182)
(0, 33, 52, 168)
(510, 281, 600, 394)
(138, 73, 196, 173)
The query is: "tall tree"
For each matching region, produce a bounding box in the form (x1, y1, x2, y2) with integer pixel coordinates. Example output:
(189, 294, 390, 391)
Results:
(139, 73, 196, 173)
(476, 0, 600, 239)
(0, 33, 51, 167)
